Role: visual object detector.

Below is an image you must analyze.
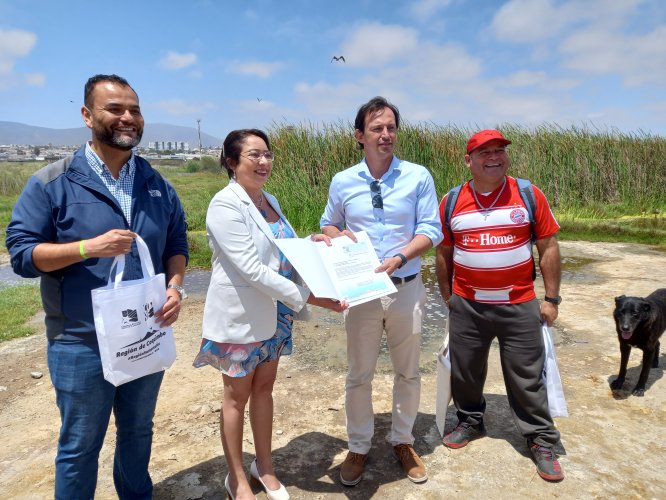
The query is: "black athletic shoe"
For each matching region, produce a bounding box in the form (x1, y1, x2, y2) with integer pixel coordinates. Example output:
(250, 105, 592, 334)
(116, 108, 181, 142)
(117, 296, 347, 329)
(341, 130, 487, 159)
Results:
(442, 422, 487, 449)
(529, 442, 565, 482)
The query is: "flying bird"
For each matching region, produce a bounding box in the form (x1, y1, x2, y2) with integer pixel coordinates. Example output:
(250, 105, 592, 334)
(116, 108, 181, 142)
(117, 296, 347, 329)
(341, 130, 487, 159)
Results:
(257, 97, 262, 102)
(331, 56, 346, 63)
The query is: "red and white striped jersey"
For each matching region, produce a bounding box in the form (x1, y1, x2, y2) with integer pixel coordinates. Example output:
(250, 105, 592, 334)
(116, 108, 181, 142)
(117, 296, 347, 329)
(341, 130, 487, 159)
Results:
(439, 176, 559, 304)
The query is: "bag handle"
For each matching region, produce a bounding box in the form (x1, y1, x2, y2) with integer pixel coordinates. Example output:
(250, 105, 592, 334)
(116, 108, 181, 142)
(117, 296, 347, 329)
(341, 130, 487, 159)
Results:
(108, 235, 156, 288)
(541, 321, 555, 353)
(437, 311, 451, 357)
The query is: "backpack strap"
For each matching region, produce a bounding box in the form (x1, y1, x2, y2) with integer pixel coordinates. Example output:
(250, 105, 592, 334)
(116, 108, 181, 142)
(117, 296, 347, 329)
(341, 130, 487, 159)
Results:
(443, 182, 464, 242)
(515, 178, 537, 280)
(516, 178, 537, 243)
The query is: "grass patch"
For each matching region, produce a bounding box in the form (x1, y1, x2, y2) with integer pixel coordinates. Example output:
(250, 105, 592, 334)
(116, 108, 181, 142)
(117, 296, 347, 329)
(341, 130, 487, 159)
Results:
(0, 284, 42, 342)
(157, 169, 224, 232)
(187, 231, 213, 269)
(558, 215, 666, 248)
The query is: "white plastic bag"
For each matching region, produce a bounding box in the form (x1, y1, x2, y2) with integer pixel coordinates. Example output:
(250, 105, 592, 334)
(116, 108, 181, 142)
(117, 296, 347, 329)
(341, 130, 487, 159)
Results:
(435, 329, 452, 437)
(542, 323, 568, 417)
(91, 235, 177, 386)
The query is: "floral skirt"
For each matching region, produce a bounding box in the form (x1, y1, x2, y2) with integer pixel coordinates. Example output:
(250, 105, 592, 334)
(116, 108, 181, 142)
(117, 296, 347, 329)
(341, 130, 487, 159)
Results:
(192, 303, 293, 377)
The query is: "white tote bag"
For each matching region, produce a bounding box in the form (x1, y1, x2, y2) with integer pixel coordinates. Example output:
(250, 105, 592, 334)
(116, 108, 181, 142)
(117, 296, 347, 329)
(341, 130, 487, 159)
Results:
(435, 329, 452, 437)
(91, 235, 177, 386)
(541, 323, 568, 417)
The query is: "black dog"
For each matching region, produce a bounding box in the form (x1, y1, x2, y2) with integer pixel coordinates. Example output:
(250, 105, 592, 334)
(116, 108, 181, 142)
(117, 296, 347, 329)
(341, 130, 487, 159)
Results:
(610, 288, 666, 396)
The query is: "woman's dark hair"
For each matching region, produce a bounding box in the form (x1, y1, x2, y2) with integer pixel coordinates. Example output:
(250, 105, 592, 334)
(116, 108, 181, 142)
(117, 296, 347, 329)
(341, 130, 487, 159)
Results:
(220, 129, 271, 179)
(354, 96, 400, 150)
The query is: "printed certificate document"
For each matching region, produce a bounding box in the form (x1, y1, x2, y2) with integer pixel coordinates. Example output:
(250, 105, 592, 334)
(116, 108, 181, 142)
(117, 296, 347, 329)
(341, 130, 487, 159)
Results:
(274, 231, 397, 307)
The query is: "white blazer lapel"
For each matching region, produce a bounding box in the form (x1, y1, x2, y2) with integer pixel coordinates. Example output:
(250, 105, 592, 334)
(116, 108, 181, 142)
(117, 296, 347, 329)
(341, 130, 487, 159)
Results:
(228, 181, 274, 240)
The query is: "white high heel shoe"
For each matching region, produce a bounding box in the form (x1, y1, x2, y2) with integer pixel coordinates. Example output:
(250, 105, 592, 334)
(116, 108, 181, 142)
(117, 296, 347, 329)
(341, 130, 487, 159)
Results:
(224, 474, 235, 500)
(225, 473, 257, 500)
(250, 459, 290, 500)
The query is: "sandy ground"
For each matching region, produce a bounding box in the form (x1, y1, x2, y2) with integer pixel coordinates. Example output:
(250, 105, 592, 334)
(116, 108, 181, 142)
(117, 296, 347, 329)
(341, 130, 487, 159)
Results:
(0, 241, 665, 499)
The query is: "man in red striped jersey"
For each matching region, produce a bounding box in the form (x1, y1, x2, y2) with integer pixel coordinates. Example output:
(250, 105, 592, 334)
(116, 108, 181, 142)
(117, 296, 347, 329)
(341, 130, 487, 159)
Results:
(435, 129, 565, 482)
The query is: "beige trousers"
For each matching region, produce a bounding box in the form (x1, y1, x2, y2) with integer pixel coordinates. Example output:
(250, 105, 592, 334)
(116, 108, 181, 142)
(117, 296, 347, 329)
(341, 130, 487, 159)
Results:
(343, 276, 427, 454)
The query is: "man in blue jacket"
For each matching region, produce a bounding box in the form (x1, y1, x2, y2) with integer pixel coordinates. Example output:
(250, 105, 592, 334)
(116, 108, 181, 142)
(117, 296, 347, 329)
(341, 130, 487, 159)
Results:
(6, 74, 188, 499)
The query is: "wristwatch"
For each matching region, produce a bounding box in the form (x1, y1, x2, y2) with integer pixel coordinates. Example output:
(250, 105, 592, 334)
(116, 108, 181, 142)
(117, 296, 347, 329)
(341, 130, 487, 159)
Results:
(167, 284, 187, 300)
(544, 295, 562, 305)
(393, 253, 408, 269)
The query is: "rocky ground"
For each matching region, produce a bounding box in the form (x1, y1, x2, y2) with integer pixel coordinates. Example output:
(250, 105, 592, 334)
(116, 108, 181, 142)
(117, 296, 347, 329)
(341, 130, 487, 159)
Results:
(0, 241, 665, 499)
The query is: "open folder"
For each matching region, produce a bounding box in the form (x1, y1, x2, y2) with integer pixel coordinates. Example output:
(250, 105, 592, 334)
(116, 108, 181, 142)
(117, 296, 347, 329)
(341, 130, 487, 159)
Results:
(274, 231, 397, 307)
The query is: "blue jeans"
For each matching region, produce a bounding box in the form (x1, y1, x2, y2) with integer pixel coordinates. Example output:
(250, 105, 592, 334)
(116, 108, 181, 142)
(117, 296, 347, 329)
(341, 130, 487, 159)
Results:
(48, 340, 164, 500)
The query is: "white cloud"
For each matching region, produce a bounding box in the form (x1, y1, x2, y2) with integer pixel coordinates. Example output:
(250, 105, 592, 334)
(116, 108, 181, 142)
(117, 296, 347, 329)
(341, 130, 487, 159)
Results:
(159, 51, 198, 70)
(492, 0, 646, 44)
(0, 29, 36, 72)
(0, 28, 40, 90)
(409, 0, 453, 22)
(491, 0, 569, 43)
(232, 61, 284, 79)
(339, 23, 419, 67)
(561, 24, 666, 86)
(294, 81, 367, 118)
(24, 73, 45, 86)
(152, 99, 216, 115)
(489, 1, 666, 91)
(498, 70, 579, 90)
(285, 8, 664, 136)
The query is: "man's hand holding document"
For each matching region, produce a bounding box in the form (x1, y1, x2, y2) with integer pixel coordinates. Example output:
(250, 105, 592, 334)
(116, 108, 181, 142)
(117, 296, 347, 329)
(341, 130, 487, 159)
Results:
(274, 231, 397, 307)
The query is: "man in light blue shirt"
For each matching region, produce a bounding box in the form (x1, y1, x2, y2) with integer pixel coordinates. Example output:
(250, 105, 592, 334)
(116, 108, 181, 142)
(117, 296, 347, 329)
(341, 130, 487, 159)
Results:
(321, 96, 442, 486)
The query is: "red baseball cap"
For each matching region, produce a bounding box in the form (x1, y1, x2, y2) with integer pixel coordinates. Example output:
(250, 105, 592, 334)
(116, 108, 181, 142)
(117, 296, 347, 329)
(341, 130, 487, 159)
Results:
(466, 129, 511, 154)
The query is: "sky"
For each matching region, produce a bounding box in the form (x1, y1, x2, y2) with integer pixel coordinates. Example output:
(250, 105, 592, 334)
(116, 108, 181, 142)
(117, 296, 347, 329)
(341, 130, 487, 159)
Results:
(1, 0, 665, 140)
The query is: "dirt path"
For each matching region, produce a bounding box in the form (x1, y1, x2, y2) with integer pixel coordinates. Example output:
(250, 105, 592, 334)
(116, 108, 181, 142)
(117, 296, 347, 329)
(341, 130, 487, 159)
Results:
(1, 241, 665, 499)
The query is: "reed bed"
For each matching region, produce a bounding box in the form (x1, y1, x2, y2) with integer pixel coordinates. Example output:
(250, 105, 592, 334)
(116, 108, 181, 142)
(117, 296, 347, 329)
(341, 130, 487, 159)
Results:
(1, 123, 664, 239)
(266, 122, 666, 232)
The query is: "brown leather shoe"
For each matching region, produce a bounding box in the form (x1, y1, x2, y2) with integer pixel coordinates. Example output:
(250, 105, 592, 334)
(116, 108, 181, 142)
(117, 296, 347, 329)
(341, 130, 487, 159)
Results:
(339, 451, 368, 486)
(393, 444, 427, 483)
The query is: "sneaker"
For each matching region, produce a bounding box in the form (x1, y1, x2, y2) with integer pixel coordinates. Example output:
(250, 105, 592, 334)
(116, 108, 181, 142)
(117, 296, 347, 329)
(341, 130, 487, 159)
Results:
(339, 451, 368, 486)
(442, 422, 487, 449)
(393, 444, 427, 483)
(529, 442, 564, 482)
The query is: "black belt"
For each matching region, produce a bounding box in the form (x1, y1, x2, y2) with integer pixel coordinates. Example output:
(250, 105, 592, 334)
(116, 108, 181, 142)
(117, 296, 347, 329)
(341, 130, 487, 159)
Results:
(390, 274, 417, 285)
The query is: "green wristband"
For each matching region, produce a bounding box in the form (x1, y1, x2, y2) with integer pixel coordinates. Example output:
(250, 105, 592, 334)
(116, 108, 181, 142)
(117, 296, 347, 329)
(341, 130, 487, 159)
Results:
(80, 240, 88, 260)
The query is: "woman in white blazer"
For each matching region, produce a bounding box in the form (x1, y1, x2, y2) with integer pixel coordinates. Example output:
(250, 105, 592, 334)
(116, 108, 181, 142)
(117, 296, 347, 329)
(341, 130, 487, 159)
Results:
(193, 129, 345, 500)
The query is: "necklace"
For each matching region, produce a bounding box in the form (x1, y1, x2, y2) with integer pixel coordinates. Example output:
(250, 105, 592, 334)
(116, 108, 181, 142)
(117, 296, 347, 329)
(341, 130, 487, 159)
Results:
(253, 193, 268, 218)
(471, 177, 507, 220)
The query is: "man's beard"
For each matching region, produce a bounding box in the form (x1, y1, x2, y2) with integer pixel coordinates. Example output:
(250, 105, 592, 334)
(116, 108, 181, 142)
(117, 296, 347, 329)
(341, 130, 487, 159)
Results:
(94, 125, 143, 151)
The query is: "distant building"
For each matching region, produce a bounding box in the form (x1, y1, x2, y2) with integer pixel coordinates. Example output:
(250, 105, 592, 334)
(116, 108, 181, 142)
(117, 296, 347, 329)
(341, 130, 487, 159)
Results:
(148, 141, 190, 152)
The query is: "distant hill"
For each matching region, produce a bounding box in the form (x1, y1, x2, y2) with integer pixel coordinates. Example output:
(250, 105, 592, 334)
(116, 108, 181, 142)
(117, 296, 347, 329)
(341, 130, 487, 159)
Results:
(0, 121, 223, 147)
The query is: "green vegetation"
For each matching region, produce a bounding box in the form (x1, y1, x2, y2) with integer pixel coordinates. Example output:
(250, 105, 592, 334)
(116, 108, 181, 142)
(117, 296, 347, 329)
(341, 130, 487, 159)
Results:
(0, 124, 664, 343)
(558, 215, 666, 246)
(0, 284, 42, 342)
(265, 122, 666, 230)
(183, 155, 221, 173)
(1, 123, 665, 270)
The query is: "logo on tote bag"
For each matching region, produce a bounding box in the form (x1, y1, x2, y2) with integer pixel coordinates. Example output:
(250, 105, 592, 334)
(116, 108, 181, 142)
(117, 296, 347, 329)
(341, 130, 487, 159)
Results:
(117, 327, 169, 361)
(144, 301, 155, 321)
(121, 308, 140, 328)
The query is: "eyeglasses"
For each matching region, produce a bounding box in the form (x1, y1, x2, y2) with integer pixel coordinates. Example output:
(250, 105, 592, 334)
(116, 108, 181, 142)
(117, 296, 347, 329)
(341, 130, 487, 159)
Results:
(240, 150, 274, 162)
(370, 180, 383, 209)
